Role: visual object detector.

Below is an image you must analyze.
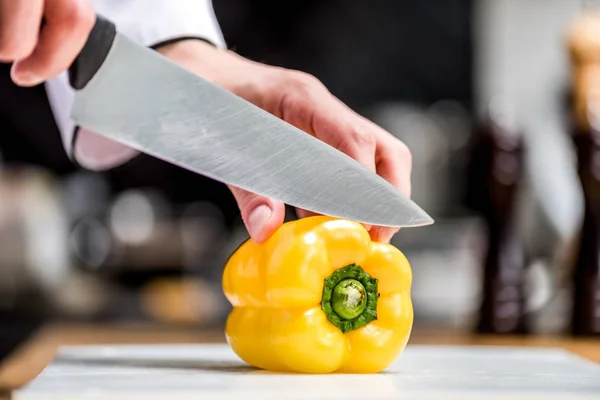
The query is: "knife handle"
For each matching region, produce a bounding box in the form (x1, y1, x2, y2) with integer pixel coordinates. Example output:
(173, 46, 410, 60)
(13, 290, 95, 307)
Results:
(68, 14, 117, 90)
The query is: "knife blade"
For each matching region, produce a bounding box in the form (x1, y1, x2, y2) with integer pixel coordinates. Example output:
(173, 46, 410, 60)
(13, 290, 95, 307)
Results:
(67, 15, 433, 228)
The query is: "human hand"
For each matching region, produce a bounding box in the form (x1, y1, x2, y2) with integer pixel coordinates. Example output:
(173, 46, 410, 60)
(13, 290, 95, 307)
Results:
(157, 40, 412, 244)
(0, 0, 95, 87)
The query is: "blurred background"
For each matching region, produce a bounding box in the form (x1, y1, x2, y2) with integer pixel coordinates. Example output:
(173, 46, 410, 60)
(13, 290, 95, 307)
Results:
(1, 0, 600, 364)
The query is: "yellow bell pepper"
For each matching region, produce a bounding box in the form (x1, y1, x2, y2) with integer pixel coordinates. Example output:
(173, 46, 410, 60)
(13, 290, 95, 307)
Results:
(222, 216, 413, 374)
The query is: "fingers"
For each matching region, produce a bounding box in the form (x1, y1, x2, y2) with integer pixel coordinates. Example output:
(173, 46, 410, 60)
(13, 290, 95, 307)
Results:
(0, 0, 44, 63)
(294, 118, 378, 226)
(280, 72, 378, 171)
(278, 72, 378, 231)
(370, 134, 413, 243)
(283, 73, 412, 243)
(10, 0, 95, 86)
(227, 185, 286, 244)
(232, 68, 413, 244)
(374, 133, 412, 198)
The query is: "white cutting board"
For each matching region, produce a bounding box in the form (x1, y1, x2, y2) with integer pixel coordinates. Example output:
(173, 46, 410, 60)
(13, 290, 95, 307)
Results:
(13, 344, 600, 400)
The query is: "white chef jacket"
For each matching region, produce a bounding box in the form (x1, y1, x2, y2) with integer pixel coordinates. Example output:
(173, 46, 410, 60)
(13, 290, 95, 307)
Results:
(45, 0, 226, 171)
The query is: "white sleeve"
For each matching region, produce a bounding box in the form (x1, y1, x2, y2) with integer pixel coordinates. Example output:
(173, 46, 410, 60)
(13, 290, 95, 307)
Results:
(45, 0, 226, 171)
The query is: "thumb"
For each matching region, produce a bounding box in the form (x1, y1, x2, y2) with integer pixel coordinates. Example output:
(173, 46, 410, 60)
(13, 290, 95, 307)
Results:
(228, 185, 286, 243)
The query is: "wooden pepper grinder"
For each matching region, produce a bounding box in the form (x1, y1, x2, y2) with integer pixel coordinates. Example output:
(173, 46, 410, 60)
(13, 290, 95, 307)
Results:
(468, 96, 529, 335)
(565, 11, 600, 336)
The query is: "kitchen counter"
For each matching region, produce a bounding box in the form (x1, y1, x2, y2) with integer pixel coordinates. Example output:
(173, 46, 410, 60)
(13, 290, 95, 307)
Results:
(0, 323, 598, 399)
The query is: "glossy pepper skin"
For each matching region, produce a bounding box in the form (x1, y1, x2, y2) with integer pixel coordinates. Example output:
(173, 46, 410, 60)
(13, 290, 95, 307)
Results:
(222, 216, 413, 374)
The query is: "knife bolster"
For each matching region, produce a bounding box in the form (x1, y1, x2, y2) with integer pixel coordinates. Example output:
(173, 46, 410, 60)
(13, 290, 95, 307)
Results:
(68, 14, 117, 90)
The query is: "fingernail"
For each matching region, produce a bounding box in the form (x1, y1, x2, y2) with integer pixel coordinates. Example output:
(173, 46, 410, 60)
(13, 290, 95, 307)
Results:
(248, 205, 272, 241)
(11, 64, 43, 87)
(12, 71, 43, 87)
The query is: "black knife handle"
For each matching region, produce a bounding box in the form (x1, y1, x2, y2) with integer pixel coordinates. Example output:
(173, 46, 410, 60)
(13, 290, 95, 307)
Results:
(68, 14, 117, 90)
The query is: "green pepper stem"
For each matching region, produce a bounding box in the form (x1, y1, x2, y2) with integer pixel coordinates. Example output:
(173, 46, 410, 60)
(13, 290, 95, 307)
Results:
(332, 279, 367, 320)
(321, 264, 379, 333)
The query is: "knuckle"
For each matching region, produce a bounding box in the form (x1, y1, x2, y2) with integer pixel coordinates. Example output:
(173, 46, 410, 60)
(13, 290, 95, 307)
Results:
(61, 1, 95, 32)
(349, 124, 376, 149)
(285, 70, 324, 95)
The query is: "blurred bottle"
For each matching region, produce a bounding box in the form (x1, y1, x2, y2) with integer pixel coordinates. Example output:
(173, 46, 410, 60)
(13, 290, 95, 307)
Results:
(467, 96, 529, 334)
(565, 10, 600, 336)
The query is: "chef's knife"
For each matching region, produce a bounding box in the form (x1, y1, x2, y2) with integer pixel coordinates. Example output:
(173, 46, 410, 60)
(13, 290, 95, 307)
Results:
(67, 15, 433, 228)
